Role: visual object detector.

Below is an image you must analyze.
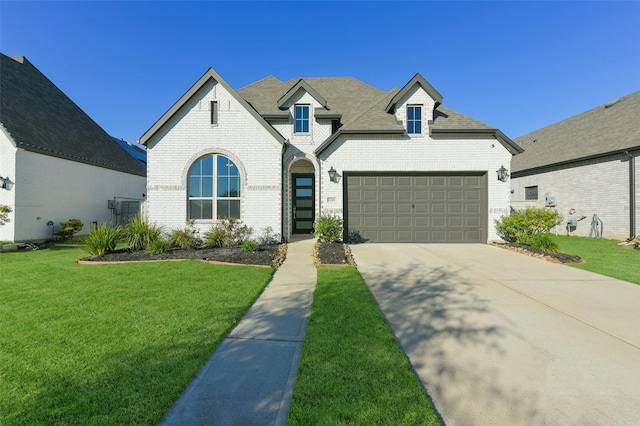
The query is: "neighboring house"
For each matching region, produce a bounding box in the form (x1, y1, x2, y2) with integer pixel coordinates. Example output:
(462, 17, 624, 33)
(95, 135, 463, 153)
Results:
(113, 137, 147, 168)
(0, 54, 147, 242)
(511, 91, 639, 240)
(140, 67, 522, 243)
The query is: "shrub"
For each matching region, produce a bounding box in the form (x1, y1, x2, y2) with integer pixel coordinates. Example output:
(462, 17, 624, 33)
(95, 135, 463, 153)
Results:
(0, 205, 11, 226)
(168, 226, 200, 249)
(257, 226, 280, 245)
(57, 219, 84, 240)
(146, 238, 170, 254)
(495, 208, 562, 245)
(83, 223, 123, 256)
(526, 233, 559, 252)
(313, 215, 343, 243)
(203, 217, 253, 248)
(125, 214, 163, 250)
(241, 240, 259, 252)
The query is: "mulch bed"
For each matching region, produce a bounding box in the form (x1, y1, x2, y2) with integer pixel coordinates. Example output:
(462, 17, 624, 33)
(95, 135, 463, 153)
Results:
(80, 244, 287, 268)
(313, 241, 356, 266)
(490, 242, 582, 264)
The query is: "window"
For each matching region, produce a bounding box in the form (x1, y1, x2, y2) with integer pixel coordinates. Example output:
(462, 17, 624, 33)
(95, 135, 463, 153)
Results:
(525, 186, 538, 200)
(295, 104, 310, 133)
(407, 105, 422, 134)
(210, 101, 218, 125)
(188, 154, 241, 219)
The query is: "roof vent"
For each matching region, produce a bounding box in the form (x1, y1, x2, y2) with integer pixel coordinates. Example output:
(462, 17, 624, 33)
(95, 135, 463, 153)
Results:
(604, 98, 621, 108)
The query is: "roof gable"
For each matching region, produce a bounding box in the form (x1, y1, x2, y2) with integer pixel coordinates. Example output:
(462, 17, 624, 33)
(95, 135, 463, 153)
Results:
(385, 73, 444, 113)
(511, 91, 640, 173)
(140, 68, 285, 145)
(0, 54, 145, 176)
(277, 79, 328, 109)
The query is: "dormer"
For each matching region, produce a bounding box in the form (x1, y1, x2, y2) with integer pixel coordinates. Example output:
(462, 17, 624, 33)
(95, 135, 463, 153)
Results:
(385, 73, 443, 137)
(276, 79, 338, 139)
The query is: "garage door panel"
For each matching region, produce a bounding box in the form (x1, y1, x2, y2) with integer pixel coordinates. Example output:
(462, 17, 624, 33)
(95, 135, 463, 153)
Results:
(347, 173, 486, 243)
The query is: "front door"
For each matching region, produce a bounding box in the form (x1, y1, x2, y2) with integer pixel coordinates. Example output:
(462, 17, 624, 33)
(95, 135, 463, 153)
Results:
(293, 174, 315, 234)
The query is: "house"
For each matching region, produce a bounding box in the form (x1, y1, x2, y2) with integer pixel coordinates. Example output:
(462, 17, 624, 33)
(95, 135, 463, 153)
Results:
(0, 54, 147, 242)
(511, 91, 639, 240)
(140, 67, 522, 243)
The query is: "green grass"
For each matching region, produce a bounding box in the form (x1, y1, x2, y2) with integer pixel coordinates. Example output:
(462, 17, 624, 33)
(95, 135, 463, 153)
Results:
(0, 246, 274, 425)
(287, 266, 440, 425)
(551, 235, 640, 284)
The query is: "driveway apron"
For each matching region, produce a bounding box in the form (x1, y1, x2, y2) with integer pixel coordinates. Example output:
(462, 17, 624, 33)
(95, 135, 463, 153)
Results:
(351, 243, 640, 426)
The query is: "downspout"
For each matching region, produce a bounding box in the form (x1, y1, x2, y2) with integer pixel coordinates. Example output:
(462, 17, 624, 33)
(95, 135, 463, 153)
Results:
(625, 151, 636, 240)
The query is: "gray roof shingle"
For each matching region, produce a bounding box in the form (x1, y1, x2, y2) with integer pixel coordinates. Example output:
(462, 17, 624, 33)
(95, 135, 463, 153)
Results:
(511, 91, 640, 173)
(0, 54, 145, 177)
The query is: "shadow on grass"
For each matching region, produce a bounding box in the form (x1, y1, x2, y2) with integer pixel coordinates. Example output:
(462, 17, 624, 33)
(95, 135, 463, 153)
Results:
(351, 245, 543, 425)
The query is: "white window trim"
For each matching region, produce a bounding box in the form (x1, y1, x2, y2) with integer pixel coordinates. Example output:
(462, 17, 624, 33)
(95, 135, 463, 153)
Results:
(294, 104, 311, 134)
(407, 104, 423, 135)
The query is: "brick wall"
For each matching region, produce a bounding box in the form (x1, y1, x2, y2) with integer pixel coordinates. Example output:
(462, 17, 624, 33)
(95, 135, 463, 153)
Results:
(146, 79, 283, 239)
(511, 153, 639, 240)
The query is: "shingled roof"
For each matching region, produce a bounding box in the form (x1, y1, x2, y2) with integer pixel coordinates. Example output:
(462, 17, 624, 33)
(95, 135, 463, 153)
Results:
(239, 74, 521, 155)
(0, 54, 145, 177)
(512, 91, 640, 175)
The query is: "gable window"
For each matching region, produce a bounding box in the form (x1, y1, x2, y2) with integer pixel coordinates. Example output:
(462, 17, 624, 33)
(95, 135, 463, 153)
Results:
(188, 154, 241, 220)
(295, 104, 310, 133)
(407, 105, 422, 134)
(210, 101, 218, 125)
(525, 186, 538, 200)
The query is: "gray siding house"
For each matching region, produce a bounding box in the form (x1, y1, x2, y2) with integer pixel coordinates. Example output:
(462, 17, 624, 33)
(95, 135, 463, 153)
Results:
(511, 91, 639, 240)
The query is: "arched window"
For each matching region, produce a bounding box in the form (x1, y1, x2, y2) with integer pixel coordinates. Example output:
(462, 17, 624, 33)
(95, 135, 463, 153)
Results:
(188, 154, 241, 219)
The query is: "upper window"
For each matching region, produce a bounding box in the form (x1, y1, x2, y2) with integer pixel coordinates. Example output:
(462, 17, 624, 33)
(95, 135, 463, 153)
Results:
(407, 105, 422, 134)
(295, 104, 310, 133)
(188, 154, 241, 220)
(525, 186, 538, 200)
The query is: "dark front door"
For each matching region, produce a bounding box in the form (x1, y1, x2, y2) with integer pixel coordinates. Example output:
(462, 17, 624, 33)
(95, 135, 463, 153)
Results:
(293, 174, 315, 234)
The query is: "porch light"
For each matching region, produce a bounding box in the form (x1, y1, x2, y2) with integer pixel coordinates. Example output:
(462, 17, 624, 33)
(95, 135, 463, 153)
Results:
(328, 167, 340, 183)
(0, 176, 13, 190)
(496, 165, 509, 182)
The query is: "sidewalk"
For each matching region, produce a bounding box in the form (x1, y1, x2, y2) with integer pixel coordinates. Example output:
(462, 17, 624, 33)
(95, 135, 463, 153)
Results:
(159, 237, 317, 426)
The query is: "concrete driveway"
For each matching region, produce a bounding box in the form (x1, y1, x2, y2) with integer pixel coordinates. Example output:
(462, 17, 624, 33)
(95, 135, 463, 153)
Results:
(351, 244, 640, 426)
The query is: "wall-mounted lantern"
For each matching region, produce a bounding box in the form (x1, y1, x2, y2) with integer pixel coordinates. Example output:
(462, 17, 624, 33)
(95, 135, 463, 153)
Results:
(0, 176, 13, 190)
(328, 166, 340, 183)
(496, 165, 509, 182)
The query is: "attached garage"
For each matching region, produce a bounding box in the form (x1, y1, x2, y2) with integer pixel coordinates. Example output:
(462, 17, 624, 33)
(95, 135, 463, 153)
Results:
(345, 173, 488, 243)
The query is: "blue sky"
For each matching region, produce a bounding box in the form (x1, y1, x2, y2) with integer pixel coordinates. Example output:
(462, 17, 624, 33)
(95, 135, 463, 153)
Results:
(1, 1, 639, 143)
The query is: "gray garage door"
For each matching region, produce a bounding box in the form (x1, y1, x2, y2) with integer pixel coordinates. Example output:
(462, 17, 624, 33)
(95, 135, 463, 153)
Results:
(346, 173, 487, 243)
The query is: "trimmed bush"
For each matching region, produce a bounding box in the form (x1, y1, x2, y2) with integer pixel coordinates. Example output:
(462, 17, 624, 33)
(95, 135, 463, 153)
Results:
(203, 217, 252, 248)
(313, 215, 343, 242)
(527, 233, 559, 252)
(495, 208, 562, 245)
(125, 214, 163, 251)
(57, 219, 83, 240)
(83, 223, 123, 256)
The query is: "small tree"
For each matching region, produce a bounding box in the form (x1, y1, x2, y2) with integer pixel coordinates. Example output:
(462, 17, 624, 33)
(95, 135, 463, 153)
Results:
(57, 219, 84, 240)
(495, 207, 562, 245)
(0, 205, 11, 227)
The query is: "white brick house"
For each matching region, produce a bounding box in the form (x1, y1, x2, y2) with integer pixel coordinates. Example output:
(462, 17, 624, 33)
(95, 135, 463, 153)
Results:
(0, 54, 146, 242)
(141, 68, 522, 243)
(511, 92, 639, 240)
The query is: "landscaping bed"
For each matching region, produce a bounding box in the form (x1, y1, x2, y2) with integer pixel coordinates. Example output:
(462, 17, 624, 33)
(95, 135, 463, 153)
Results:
(82, 244, 287, 267)
(313, 241, 356, 266)
(491, 241, 582, 264)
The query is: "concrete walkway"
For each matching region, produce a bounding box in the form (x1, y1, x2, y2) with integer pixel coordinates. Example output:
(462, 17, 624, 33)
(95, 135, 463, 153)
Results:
(159, 237, 317, 426)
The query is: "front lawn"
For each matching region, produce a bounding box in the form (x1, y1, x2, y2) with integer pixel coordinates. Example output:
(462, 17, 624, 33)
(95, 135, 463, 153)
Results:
(287, 266, 440, 425)
(551, 235, 639, 284)
(0, 246, 273, 425)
